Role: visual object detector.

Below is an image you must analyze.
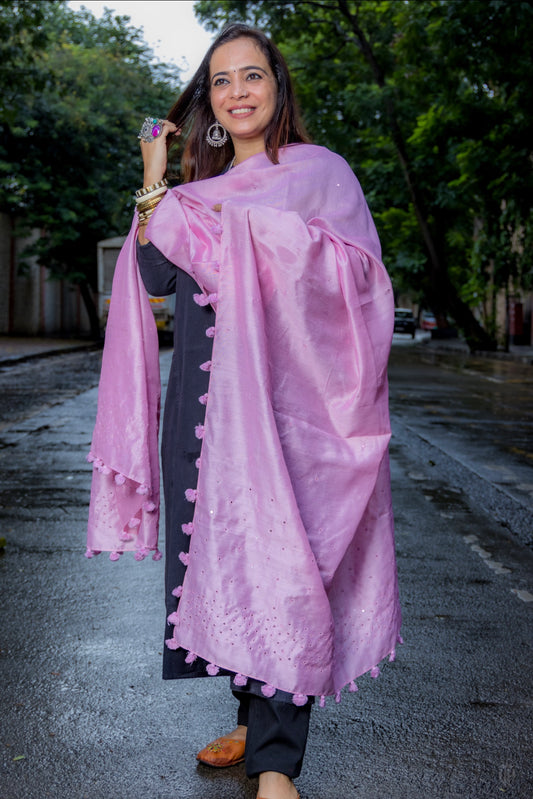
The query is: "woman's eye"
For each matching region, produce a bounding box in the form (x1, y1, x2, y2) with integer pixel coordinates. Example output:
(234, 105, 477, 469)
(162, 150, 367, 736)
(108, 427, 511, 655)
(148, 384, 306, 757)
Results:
(246, 72, 262, 80)
(213, 77, 228, 86)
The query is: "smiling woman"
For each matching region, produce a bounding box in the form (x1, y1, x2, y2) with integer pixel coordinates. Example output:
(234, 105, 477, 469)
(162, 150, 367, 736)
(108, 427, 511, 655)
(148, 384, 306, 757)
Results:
(208, 39, 278, 163)
(87, 21, 401, 799)
(159, 23, 310, 183)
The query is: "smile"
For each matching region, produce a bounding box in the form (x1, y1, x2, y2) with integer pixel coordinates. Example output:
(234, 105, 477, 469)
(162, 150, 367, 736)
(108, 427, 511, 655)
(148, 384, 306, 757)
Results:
(229, 107, 255, 115)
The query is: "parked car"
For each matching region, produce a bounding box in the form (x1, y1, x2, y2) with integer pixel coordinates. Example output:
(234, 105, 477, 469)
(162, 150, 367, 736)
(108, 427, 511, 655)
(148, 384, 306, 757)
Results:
(394, 308, 416, 337)
(420, 310, 437, 331)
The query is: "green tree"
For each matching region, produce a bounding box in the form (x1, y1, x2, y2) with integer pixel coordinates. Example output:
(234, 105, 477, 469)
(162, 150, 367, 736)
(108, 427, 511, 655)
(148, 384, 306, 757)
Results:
(195, 0, 533, 349)
(0, 0, 181, 337)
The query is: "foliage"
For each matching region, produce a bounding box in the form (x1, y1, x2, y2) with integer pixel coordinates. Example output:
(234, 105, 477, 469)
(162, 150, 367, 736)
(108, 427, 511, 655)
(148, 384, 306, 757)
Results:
(195, 0, 533, 348)
(0, 0, 181, 334)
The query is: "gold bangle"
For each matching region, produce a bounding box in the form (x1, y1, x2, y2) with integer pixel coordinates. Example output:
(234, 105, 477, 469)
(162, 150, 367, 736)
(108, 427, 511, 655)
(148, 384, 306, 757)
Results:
(137, 196, 163, 215)
(135, 178, 168, 198)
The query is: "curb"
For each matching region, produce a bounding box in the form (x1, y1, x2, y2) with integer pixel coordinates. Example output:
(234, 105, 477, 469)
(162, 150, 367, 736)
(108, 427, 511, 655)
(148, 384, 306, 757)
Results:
(414, 340, 533, 366)
(0, 342, 102, 368)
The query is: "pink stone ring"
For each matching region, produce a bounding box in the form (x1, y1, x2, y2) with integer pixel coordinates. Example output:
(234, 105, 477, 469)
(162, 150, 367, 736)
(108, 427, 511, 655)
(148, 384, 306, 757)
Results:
(138, 117, 164, 143)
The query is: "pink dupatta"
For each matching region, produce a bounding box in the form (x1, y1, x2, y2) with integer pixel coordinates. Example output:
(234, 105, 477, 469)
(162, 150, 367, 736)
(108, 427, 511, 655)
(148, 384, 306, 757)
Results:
(87, 144, 401, 699)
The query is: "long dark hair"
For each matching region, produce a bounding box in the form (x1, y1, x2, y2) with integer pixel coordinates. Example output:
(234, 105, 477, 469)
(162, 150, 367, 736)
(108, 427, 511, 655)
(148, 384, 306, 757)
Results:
(166, 23, 310, 183)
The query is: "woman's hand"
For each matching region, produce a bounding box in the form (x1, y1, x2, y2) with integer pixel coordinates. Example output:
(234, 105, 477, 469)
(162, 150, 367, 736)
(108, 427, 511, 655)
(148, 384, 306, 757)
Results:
(140, 119, 179, 187)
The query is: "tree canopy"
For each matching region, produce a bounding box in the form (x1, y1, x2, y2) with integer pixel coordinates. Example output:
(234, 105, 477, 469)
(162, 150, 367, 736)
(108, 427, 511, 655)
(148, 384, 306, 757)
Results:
(0, 0, 181, 335)
(196, 0, 533, 348)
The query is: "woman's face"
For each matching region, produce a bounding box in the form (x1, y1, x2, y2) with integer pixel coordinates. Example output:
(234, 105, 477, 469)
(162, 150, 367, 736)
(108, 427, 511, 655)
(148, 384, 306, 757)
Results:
(209, 37, 278, 159)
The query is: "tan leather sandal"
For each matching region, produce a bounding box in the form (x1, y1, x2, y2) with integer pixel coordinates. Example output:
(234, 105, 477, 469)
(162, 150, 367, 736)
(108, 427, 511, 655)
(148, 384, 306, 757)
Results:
(196, 735, 245, 767)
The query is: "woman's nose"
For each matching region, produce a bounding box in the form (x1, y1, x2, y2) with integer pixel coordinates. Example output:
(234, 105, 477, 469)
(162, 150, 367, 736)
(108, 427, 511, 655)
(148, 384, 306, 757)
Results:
(231, 78, 248, 98)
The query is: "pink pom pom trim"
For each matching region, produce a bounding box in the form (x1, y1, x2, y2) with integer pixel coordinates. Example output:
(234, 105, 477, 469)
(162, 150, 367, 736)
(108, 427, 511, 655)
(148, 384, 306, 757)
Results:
(292, 693, 308, 707)
(128, 516, 141, 528)
(178, 551, 190, 566)
(206, 663, 220, 676)
(185, 488, 197, 503)
(198, 393, 208, 405)
(165, 638, 179, 650)
(261, 684, 277, 698)
(349, 681, 358, 693)
(143, 501, 156, 512)
(205, 326, 215, 338)
(167, 611, 180, 625)
(136, 484, 149, 495)
(199, 360, 212, 372)
(370, 665, 380, 679)
(152, 549, 162, 561)
(194, 424, 205, 440)
(114, 473, 126, 486)
(181, 522, 194, 536)
(233, 673, 248, 687)
(172, 585, 183, 598)
(185, 651, 198, 664)
(335, 691, 342, 704)
(109, 551, 121, 561)
(319, 695, 326, 708)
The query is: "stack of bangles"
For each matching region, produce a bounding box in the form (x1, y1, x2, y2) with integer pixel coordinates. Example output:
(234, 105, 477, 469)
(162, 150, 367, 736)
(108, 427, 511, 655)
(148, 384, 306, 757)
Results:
(136, 178, 168, 225)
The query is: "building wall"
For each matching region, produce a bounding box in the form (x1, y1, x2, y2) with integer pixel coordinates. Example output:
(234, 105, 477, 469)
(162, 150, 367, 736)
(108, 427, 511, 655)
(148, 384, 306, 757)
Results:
(0, 213, 90, 335)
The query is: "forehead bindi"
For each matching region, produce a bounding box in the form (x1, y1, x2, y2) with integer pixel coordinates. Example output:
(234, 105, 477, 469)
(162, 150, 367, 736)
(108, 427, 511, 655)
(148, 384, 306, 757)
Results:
(209, 38, 270, 79)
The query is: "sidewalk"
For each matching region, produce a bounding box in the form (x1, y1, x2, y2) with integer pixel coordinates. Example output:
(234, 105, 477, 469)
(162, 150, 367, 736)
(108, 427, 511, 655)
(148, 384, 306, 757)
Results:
(411, 331, 533, 365)
(0, 336, 101, 366)
(3, 332, 533, 368)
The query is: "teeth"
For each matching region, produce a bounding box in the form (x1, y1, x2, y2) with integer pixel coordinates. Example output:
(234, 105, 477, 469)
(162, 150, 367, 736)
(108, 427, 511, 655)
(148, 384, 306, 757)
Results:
(230, 108, 253, 115)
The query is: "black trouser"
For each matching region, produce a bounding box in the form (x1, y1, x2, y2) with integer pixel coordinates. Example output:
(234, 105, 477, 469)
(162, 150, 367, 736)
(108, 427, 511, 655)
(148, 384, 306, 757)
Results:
(233, 690, 312, 779)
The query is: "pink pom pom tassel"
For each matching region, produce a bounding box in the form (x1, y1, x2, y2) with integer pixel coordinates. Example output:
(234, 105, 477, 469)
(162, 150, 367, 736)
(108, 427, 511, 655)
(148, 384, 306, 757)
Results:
(206, 663, 220, 676)
(261, 684, 276, 698)
(194, 424, 205, 440)
(233, 673, 248, 687)
(292, 693, 308, 707)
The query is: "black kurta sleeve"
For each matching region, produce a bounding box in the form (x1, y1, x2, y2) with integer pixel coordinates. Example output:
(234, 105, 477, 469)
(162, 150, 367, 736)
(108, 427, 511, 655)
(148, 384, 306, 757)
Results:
(136, 239, 177, 296)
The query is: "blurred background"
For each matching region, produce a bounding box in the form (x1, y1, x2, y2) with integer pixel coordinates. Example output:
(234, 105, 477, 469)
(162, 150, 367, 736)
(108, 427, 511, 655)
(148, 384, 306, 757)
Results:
(1, 0, 532, 352)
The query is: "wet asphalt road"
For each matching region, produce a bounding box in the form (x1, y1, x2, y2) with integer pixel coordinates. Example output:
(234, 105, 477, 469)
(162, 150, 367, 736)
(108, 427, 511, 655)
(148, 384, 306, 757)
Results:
(0, 341, 532, 799)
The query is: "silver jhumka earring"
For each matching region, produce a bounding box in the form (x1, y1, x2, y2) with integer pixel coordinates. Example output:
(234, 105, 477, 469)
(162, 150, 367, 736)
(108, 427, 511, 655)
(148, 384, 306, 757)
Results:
(206, 120, 228, 147)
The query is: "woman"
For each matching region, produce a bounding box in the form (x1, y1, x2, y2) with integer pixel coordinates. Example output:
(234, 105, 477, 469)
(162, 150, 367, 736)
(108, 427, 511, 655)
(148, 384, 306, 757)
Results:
(87, 23, 401, 799)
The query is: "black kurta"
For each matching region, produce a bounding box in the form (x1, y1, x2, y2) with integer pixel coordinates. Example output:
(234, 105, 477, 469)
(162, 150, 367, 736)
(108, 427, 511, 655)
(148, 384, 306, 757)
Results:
(137, 239, 215, 680)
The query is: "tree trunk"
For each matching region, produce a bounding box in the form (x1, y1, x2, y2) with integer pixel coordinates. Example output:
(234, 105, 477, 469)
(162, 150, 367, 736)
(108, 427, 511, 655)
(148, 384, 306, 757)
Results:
(337, 0, 496, 351)
(79, 279, 102, 341)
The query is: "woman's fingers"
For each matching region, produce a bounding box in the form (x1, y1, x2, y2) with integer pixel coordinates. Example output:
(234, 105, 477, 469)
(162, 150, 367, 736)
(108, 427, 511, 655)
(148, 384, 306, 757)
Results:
(140, 120, 180, 186)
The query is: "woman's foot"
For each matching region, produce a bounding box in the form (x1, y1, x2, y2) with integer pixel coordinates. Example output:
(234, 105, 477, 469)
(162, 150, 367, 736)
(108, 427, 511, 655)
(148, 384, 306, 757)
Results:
(257, 770, 299, 799)
(196, 724, 247, 767)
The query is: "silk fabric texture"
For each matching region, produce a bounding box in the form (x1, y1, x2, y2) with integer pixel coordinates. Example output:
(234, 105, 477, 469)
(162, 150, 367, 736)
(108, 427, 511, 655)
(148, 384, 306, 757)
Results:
(87, 144, 401, 699)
